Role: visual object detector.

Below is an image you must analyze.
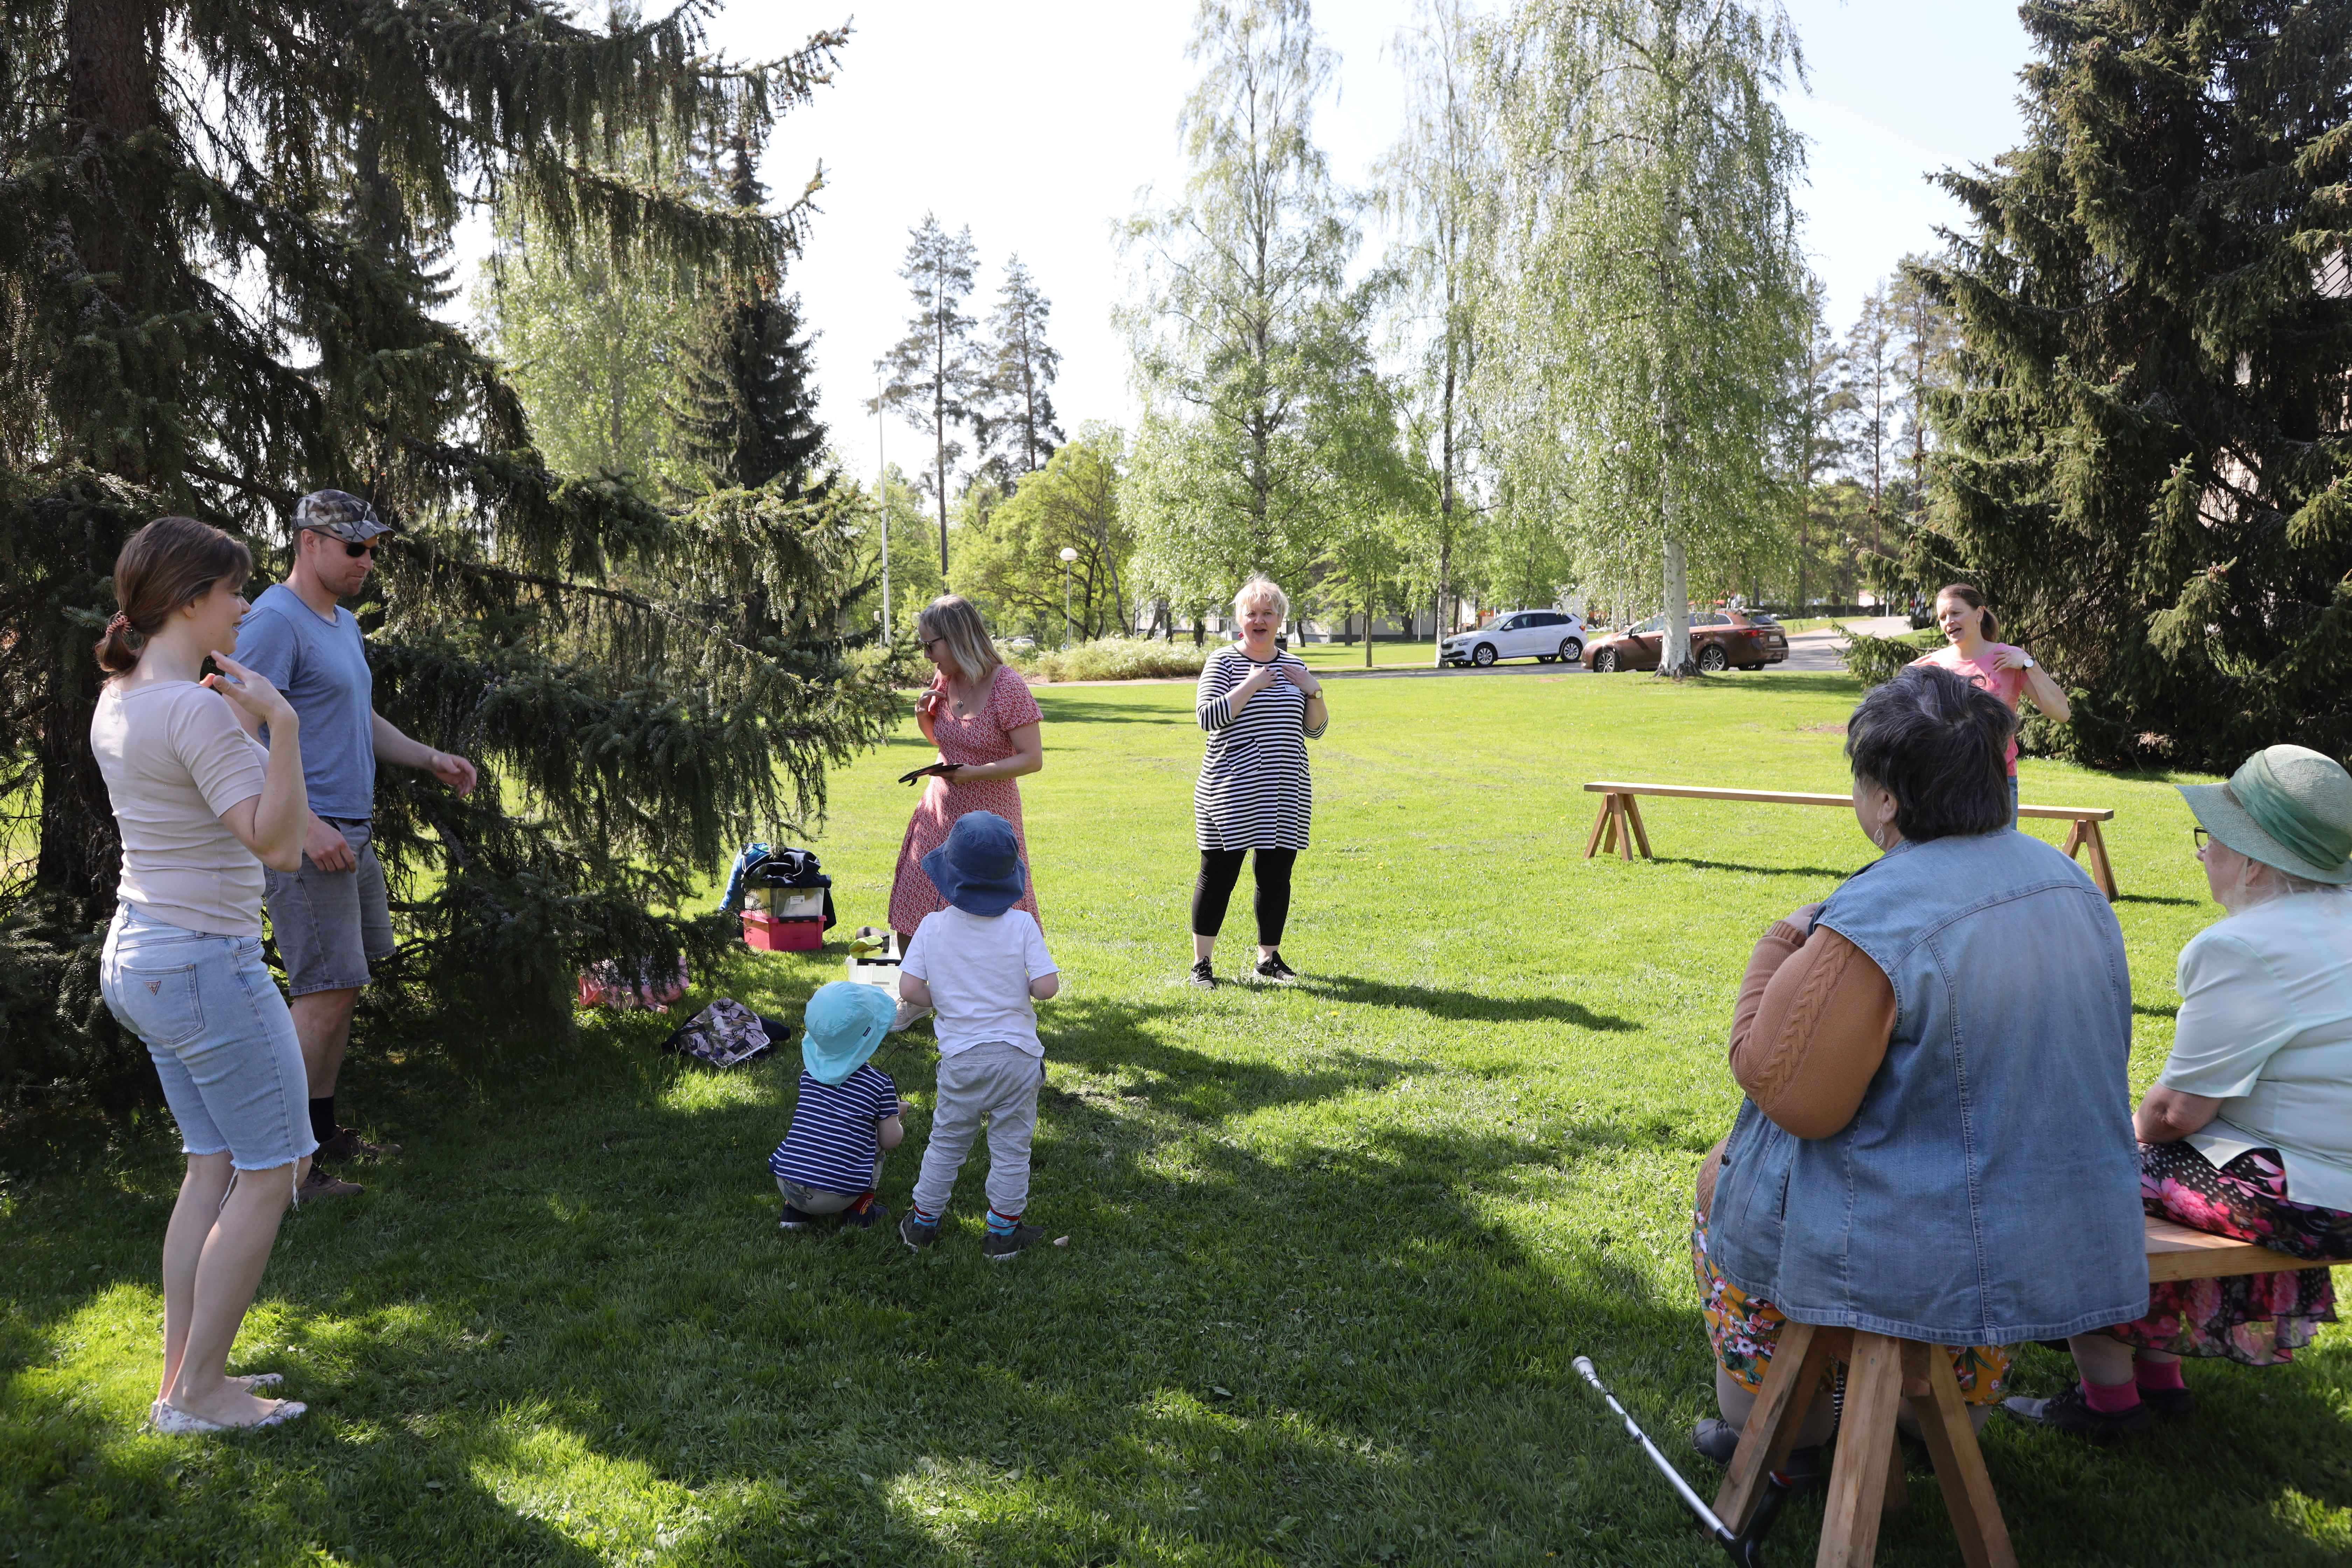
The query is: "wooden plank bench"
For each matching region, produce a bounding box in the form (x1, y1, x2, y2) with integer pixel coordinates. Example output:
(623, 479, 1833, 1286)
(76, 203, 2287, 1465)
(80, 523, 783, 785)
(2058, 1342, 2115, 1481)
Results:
(1582, 780, 2122, 899)
(1715, 1218, 2347, 1566)
(2145, 1213, 2349, 1281)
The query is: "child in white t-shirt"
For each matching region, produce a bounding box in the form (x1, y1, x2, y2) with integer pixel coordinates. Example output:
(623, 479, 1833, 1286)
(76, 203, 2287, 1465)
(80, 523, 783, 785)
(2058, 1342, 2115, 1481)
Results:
(896, 811, 1059, 1260)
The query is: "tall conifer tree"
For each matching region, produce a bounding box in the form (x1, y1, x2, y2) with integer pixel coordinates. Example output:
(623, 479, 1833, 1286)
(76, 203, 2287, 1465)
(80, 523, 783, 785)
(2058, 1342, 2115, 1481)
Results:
(982, 257, 1065, 485)
(875, 215, 987, 582)
(0, 2, 895, 1102)
(1916, 0, 2352, 768)
(677, 133, 831, 497)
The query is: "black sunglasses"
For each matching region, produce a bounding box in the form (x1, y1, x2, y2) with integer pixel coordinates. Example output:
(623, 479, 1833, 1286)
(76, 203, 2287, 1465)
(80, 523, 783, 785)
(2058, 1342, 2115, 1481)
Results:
(304, 526, 383, 558)
(2192, 826, 2210, 852)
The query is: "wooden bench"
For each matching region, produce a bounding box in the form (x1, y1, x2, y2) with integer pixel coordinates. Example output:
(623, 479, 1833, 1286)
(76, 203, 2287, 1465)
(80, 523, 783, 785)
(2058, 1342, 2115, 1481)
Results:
(2144, 1213, 2348, 1281)
(1582, 780, 2122, 899)
(1717, 1217, 2347, 1566)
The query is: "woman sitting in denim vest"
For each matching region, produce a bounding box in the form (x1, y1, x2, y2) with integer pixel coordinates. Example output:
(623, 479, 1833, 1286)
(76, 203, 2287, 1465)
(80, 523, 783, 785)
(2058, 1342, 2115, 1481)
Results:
(2005, 744, 2352, 1441)
(1690, 665, 2146, 1466)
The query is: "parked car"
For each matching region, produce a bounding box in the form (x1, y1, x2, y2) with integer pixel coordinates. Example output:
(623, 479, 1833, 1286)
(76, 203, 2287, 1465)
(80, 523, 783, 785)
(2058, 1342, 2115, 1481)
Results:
(1439, 609, 1588, 667)
(1582, 609, 1789, 672)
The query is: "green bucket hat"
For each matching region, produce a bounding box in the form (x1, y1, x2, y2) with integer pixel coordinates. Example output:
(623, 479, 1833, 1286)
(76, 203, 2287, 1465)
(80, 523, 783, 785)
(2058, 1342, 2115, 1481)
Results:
(2177, 744, 2352, 886)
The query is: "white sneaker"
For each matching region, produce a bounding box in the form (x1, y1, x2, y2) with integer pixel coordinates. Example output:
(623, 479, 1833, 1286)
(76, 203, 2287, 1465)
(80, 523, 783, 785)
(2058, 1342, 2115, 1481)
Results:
(889, 997, 932, 1034)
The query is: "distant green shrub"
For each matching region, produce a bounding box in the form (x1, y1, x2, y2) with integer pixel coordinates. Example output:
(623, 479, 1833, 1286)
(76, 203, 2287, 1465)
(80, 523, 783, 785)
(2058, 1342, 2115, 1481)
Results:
(1011, 638, 1213, 684)
(1839, 626, 1938, 688)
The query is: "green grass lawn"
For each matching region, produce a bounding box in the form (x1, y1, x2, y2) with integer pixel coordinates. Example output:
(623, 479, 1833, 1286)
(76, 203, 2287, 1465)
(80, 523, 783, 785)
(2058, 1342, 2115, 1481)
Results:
(6, 671, 2347, 1566)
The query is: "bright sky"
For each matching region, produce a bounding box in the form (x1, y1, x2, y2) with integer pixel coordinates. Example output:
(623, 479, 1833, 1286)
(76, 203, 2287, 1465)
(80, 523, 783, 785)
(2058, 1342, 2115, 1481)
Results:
(623, 1, 2040, 471)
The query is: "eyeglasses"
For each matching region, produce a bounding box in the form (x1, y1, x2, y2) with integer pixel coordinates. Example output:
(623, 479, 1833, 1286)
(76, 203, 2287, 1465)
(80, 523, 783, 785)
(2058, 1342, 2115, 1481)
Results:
(2192, 827, 2211, 852)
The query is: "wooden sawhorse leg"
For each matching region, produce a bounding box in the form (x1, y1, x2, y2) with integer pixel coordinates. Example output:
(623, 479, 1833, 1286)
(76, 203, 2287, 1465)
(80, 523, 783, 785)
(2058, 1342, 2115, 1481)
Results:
(1716, 1324, 2016, 1568)
(2058, 820, 2120, 901)
(1584, 793, 1618, 859)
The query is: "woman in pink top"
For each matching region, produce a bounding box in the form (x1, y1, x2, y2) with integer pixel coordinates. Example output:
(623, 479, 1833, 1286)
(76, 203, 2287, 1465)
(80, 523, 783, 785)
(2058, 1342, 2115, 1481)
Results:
(888, 597, 1044, 997)
(1908, 582, 2072, 824)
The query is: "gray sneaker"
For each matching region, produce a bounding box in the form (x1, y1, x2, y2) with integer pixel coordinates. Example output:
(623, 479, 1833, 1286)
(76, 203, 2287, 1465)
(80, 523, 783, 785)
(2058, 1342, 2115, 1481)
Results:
(899, 1210, 940, 1251)
(981, 1222, 1046, 1261)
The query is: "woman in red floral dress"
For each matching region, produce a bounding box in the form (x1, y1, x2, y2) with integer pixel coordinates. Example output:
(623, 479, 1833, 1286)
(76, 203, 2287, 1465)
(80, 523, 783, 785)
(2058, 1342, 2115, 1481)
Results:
(889, 596, 1045, 956)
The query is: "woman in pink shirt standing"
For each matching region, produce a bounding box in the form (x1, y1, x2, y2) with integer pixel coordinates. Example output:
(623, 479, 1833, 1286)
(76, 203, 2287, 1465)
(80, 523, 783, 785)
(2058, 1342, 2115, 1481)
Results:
(1908, 582, 2072, 824)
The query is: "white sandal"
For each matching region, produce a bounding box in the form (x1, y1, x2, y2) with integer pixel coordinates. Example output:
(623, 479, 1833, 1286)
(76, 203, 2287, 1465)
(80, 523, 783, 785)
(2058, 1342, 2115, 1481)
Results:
(147, 1397, 308, 1434)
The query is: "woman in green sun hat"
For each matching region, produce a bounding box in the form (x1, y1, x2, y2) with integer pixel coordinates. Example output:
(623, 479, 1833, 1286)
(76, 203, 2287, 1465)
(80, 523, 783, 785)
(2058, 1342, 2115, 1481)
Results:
(2009, 744, 2352, 1442)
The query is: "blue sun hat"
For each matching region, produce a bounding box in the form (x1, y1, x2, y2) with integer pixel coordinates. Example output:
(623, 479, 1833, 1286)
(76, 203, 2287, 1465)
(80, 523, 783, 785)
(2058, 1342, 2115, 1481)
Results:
(919, 810, 1029, 916)
(800, 981, 895, 1085)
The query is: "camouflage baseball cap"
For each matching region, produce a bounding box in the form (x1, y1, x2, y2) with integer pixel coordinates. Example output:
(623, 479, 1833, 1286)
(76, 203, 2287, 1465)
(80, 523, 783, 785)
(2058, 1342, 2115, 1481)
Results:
(294, 489, 393, 543)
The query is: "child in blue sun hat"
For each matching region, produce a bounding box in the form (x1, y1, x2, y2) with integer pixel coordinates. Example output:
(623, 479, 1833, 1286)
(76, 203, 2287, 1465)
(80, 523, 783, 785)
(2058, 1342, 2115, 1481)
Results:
(897, 810, 1060, 1260)
(767, 981, 904, 1231)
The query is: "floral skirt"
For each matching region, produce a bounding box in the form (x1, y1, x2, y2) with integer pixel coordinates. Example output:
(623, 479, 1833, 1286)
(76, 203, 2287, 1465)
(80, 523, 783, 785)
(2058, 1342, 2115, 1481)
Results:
(2103, 1142, 2348, 1367)
(1690, 1213, 2010, 1405)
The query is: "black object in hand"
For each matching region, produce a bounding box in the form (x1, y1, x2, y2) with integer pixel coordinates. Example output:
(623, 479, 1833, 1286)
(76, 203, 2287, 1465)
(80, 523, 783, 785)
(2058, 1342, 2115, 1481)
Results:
(897, 762, 959, 785)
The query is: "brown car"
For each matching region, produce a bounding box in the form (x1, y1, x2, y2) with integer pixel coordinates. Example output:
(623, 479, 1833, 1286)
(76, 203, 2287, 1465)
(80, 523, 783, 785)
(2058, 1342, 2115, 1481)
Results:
(1582, 609, 1790, 672)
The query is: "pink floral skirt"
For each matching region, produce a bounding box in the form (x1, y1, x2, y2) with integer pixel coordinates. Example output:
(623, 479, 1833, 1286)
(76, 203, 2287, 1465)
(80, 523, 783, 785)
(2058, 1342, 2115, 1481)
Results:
(2104, 1141, 2349, 1366)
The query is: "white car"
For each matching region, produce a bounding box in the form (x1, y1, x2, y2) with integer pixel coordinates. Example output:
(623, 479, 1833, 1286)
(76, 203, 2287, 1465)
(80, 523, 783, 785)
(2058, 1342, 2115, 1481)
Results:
(1440, 609, 1588, 668)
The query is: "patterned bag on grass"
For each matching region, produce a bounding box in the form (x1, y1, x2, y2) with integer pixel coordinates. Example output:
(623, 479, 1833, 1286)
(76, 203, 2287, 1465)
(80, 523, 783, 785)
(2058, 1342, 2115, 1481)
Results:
(659, 997, 790, 1070)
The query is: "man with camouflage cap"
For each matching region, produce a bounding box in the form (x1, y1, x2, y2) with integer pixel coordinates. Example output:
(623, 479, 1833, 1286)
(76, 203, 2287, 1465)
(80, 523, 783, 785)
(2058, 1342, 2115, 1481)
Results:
(233, 490, 478, 1200)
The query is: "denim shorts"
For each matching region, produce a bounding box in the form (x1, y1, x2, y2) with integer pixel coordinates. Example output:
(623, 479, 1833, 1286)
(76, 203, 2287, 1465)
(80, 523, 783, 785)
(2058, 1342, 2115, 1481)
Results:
(101, 904, 317, 1171)
(263, 818, 395, 996)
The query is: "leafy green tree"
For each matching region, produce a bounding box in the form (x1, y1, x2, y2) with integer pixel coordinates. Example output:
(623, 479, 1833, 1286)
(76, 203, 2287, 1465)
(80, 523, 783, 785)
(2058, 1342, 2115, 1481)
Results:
(1122, 0, 1386, 618)
(876, 215, 988, 582)
(1377, 0, 1498, 646)
(1479, 0, 1810, 671)
(1914, 0, 2352, 768)
(982, 257, 1066, 486)
(959, 427, 1134, 642)
(0, 2, 896, 1106)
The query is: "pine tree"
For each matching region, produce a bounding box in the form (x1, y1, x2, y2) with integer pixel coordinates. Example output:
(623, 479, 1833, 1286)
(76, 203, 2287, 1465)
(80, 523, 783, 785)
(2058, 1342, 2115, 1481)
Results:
(875, 216, 988, 583)
(676, 133, 831, 497)
(982, 257, 1065, 486)
(0, 2, 897, 1106)
(1914, 0, 2352, 769)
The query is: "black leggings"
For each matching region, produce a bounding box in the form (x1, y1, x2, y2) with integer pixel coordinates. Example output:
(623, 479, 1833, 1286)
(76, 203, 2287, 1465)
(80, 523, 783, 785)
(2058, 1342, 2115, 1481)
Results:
(1190, 848, 1297, 947)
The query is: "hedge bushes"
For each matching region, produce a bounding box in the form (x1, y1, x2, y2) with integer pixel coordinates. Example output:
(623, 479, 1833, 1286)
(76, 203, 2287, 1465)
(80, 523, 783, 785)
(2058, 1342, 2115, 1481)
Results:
(1839, 626, 1937, 688)
(1006, 638, 1212, 684)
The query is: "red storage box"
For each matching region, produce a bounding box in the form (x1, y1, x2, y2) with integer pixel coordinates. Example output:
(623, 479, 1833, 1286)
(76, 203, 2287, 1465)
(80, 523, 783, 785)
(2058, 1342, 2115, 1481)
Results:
(742, 911, 822, 952)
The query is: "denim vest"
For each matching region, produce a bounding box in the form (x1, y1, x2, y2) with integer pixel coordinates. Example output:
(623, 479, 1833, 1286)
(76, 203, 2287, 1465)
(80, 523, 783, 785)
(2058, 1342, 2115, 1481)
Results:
(1708, 831, 2149, 1344)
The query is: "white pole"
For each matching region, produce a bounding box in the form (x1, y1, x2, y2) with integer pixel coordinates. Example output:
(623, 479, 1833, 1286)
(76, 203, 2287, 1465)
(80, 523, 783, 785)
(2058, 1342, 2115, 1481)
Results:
(877, 369, 892, 639)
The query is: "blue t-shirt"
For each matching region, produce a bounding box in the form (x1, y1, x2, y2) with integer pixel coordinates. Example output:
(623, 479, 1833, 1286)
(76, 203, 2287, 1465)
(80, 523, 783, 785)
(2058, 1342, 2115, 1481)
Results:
(233, 583, 376, 819)
(768, 1064, 897, 1194)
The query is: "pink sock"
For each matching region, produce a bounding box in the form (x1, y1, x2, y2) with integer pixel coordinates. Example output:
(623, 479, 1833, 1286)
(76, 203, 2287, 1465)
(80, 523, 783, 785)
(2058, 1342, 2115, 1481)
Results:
(2080, 1377, 2141, 1415)
(2135, 1359, 2186, 1393)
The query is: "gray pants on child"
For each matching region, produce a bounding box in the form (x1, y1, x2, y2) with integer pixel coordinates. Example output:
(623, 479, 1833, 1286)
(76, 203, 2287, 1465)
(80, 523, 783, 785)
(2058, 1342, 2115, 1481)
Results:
(912, 1042, 1043, 1218)
(777, 1154, 886, 1216)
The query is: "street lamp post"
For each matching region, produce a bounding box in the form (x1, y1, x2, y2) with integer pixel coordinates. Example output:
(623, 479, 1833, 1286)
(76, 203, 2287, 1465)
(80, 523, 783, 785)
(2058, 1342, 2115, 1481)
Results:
(1058, 546, 1079, 649)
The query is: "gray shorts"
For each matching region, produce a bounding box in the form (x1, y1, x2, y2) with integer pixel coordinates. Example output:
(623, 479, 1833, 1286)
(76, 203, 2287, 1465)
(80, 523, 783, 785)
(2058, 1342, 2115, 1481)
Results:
(264, 818, 395, 997)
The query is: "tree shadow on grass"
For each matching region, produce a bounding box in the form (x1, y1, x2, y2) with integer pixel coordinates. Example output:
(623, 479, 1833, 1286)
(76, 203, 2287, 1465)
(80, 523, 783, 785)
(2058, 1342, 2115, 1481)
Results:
(1293, 974, 1639, 1031)
(1028, 697, 1194, 727)
(1648, 855, 1856, 879)
(11, 1013, 2352, 1566)
(2114, 891, 2200, 908)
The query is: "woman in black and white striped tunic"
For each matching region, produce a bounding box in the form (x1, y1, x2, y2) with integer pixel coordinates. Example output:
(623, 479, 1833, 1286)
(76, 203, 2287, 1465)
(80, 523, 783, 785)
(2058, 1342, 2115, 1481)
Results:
(1189, 575, 1328, 988)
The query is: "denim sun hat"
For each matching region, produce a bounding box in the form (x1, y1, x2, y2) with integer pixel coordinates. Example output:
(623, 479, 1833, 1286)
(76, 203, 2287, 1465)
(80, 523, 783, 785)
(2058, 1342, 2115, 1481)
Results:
(294, 489, 392, 544)
(2178, 744, 2352, 885)
(801, 981, 895, 1085)
(919, 810, 1028, 916)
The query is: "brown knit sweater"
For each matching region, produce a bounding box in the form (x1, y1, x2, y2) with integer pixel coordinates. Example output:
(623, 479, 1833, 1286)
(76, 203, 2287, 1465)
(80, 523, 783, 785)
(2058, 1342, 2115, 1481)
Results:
(1694, 910, 1898, 1223)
